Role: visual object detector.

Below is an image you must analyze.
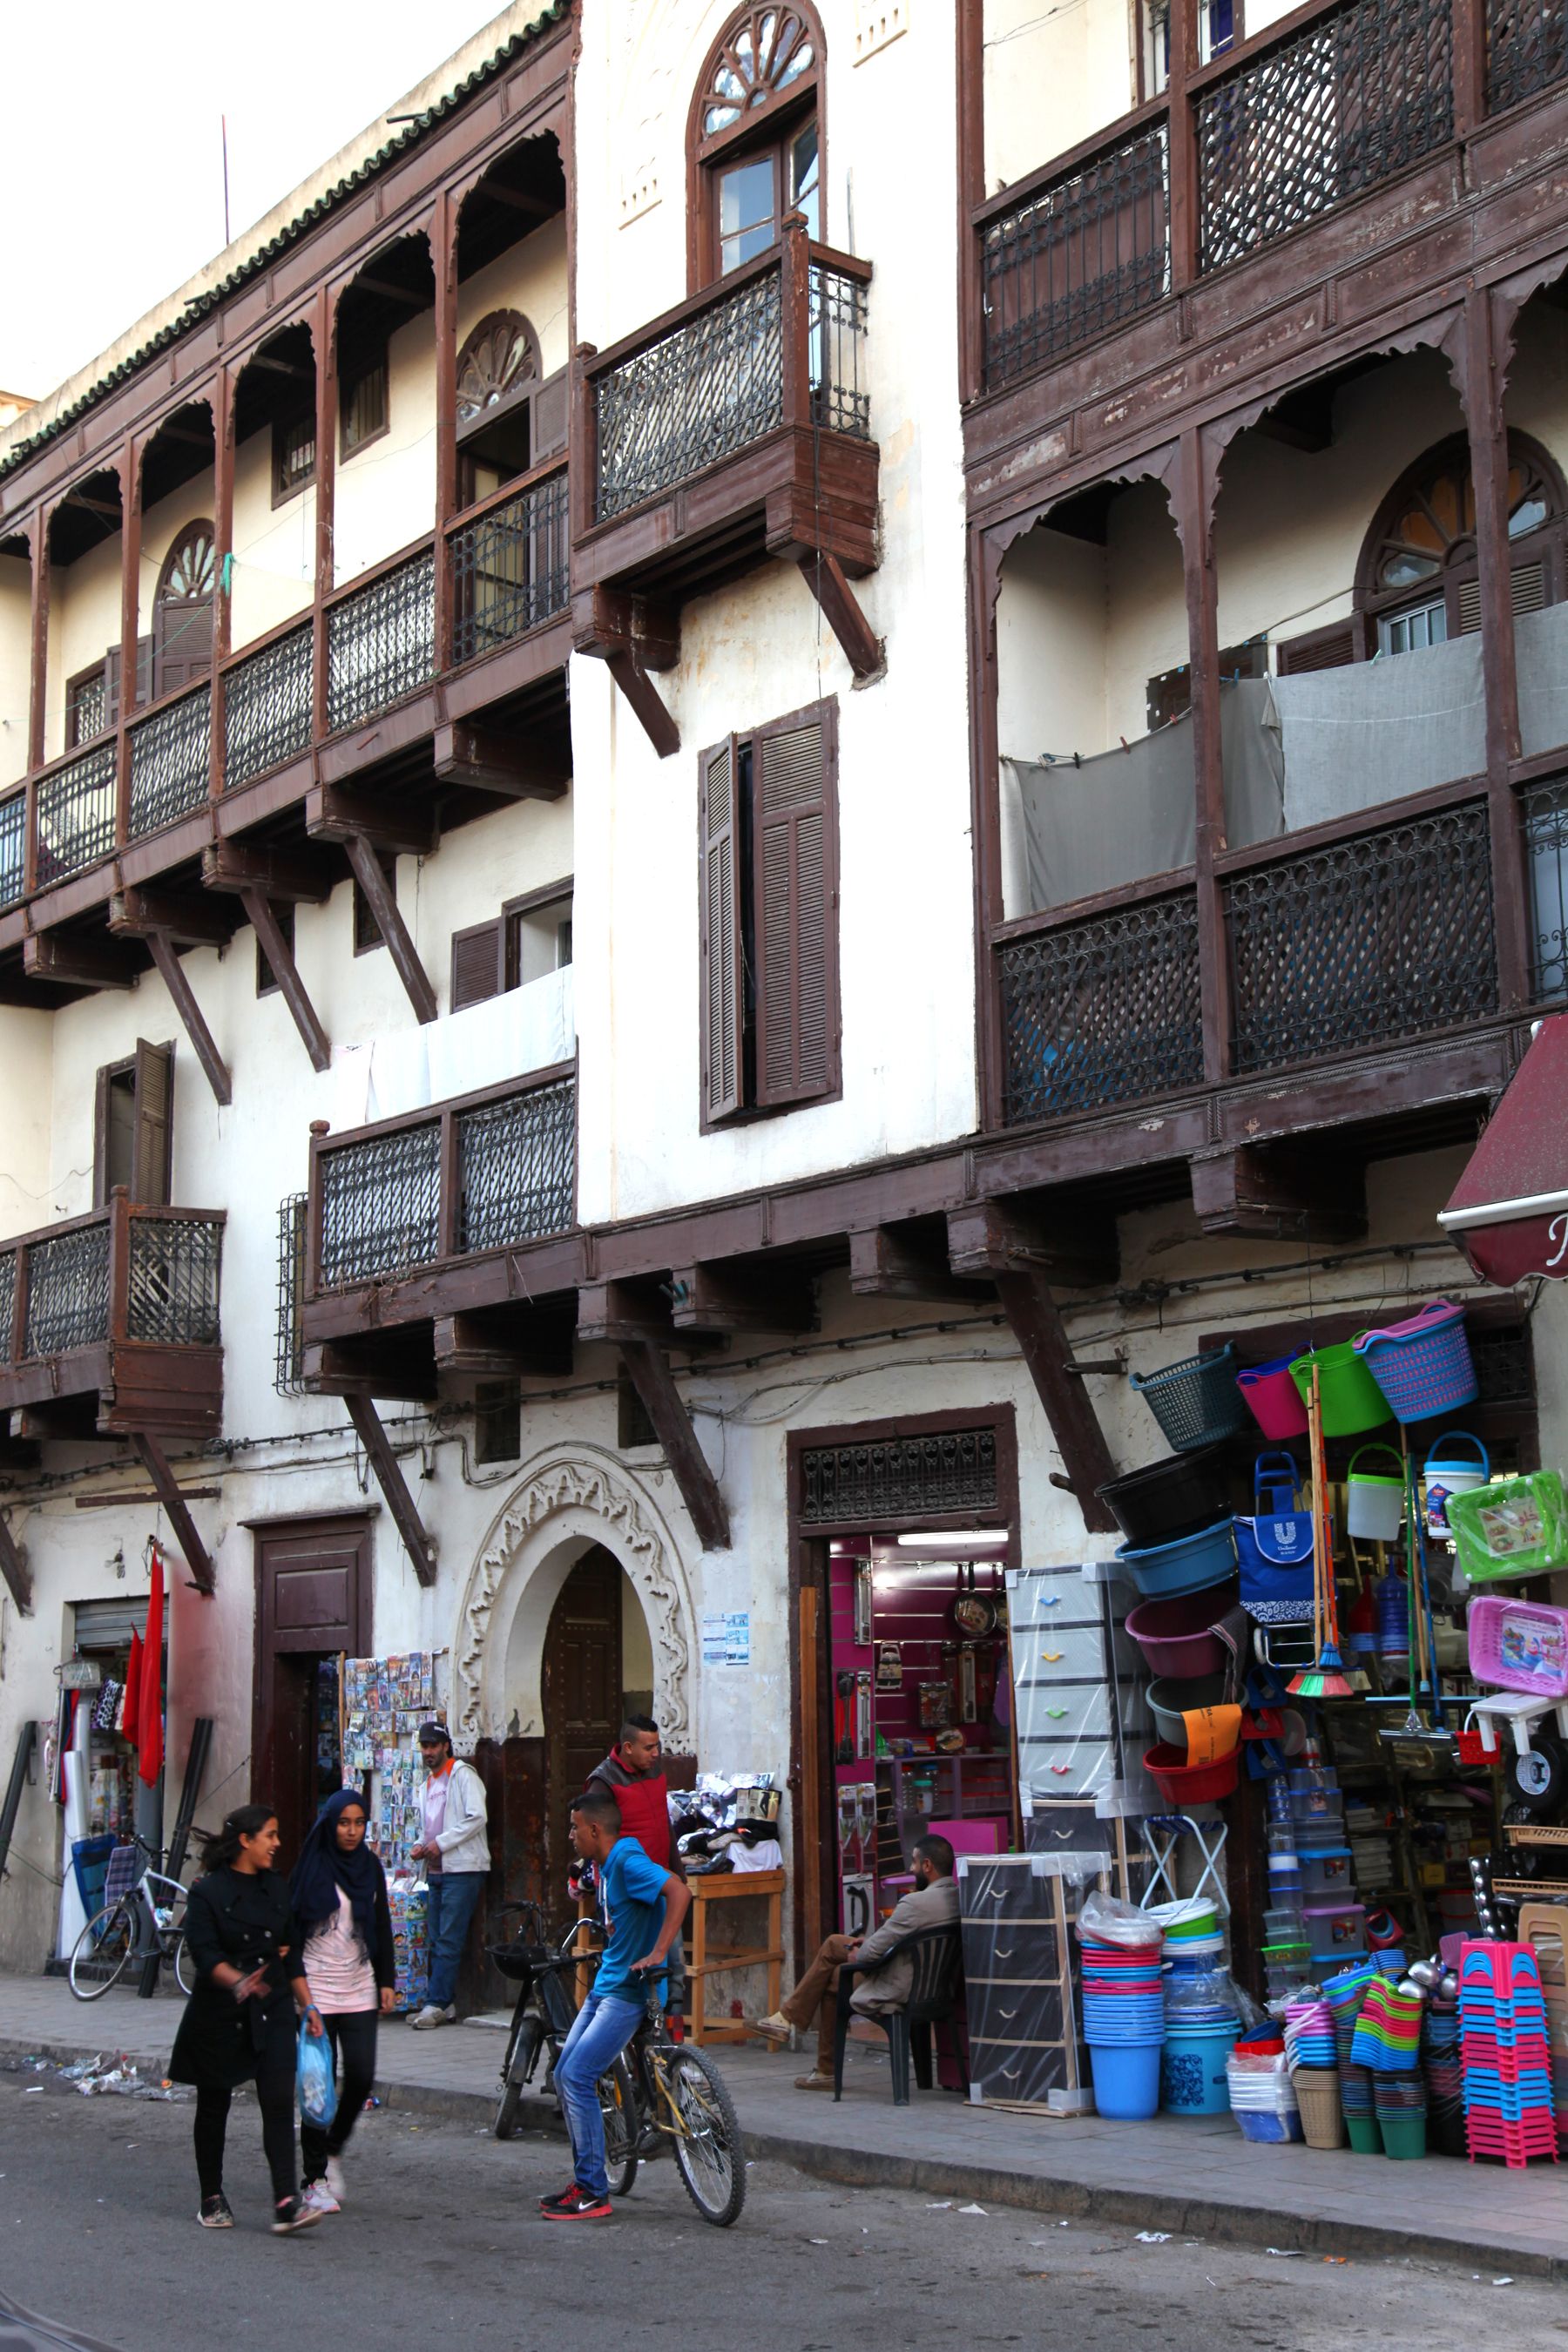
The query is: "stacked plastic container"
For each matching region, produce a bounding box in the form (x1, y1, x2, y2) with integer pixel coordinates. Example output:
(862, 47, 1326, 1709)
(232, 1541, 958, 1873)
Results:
(1262, 1779, 1311, 1997)
(1322, 1960, 1381, 2153)
(1227, 2046, 1303, 2141)
(1460, 1941, 1559, 2168)
(1422, 1978, 1465, 2157)
(1290, 1766, 1369, 1973)
(1160, 1905, 1241, 2115)
(1081, 1924, 1166, 2120)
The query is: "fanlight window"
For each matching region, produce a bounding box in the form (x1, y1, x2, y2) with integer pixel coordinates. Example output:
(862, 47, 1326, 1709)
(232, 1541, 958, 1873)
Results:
(456, 312, 538, 425)
(700, 9, 816, 135)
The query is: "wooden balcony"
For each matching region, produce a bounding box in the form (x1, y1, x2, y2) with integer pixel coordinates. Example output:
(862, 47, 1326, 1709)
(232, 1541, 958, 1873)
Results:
(571, 226, 882, 752)
(0, 1197, 224, 1440)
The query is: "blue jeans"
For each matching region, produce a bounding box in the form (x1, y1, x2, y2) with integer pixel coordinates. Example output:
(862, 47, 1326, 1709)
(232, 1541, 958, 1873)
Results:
(423, 1871, 486, 2011)
(555, 1991, 644, 2198)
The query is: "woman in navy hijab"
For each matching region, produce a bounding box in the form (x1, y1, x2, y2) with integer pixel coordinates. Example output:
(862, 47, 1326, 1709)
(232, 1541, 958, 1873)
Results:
(287, 1788, 396, 2216)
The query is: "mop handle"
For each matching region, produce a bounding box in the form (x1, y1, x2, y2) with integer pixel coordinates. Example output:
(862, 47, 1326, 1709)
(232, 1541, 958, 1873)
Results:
(1308, 1364, 1334, 1651)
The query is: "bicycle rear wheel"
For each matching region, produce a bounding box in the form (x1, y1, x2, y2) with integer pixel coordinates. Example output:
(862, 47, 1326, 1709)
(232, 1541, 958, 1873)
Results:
(68, 1902, 136, 2001)
(599, 2057, 639, 2199)
(496, 2016, 543, 2140)
(172, 1931, 196, 1997)
(666, 2047, 746, 2226)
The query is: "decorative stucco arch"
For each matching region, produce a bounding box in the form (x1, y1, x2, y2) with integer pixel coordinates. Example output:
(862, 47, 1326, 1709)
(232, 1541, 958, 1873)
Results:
(453, 1445, 696, 1748)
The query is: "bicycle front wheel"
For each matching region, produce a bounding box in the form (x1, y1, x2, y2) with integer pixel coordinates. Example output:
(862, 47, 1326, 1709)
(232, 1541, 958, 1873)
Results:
(171, 1931, 196, 1997)
(68, 1902, 136, 2001)
(599, 2056, 639, 2199)
(497, 2016, 543, 2140)
(666, 2047, 746, 2226)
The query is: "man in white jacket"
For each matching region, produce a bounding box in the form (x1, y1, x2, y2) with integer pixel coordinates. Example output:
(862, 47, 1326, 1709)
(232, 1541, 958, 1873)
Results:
(408, 1723, 490, 2028)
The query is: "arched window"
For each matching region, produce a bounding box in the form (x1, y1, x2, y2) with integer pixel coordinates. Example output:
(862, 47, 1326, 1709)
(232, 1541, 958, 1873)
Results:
(153, 520, 215, 698)
(456, 309, 546, 506)
(1355, 431, 1567, 657)
(690, 4, 822, 286)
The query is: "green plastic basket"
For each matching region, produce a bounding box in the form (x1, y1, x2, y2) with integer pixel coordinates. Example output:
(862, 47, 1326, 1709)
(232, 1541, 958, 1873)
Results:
(1288, 1342, 1390, 1437)
(1446, 1470, 1568, 1585)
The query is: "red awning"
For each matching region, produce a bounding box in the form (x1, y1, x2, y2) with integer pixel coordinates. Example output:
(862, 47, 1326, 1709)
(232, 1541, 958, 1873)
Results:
(1439, 1014, 1568, 1283)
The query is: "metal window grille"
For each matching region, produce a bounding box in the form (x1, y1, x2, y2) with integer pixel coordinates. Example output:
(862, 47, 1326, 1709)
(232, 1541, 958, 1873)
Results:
(595, 268, 784, 522)
(327, 551, 436, 733)
(1471, 1318, 1534, 1409)
(125, 1215, 221, 1346)
(0, 1249, 15, 1364)
(317, 1119, 442, 1290)
(274, 1194, 308, 1397)
(450, 469, 570, 667)
(1197, 0, 1452, 274)
(982, 123, 1170, 388)
(1226, 800, 1497, 1074)
(1486, 0, 1568, 110)
(808, 265, 872, 440)
(128, 685, 211, 841)
(67, 668, 108, 749)
(456, 1077, 577, 1255)
(0, 792, 24, 909)
(35, 744, 117, 887)
(24, 1223, 111, 1358)
(998, 893, 1203, 1125)
(1521, 776, 1568, 1002)
(799, 1428, 1000, 1526)
(224, 624, 314, 791)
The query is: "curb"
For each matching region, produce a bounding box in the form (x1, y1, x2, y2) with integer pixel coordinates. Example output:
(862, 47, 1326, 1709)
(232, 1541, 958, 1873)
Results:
(3, 2031, 1558, 2281)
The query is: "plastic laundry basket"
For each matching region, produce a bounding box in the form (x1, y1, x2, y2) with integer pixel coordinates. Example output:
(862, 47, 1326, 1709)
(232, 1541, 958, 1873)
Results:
(1288, 1342, 1389, 1437)
(1353, 1301, 1477, 1425)
(1465, 1595, 1568, 1700)
(1130, 1346, 1252, 1454)
(1294, 2069, 1343, 2150)
(1237, 1355, 1309, 1441)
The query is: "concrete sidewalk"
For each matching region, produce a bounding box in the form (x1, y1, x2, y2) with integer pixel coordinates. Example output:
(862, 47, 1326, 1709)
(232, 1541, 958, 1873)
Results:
(1, 1970, 1561, 2278)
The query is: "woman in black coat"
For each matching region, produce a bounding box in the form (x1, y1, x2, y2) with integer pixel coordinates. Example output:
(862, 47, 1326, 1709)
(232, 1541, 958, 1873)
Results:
(288, 1787, 397, 2213)
(169, 1802, 326, 2234)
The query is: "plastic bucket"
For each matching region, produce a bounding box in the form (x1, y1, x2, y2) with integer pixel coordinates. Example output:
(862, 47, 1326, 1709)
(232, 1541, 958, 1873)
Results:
(1090, 2040, 1162, 2120)
(1162, 2020, 1240, 2114)
(1423, 1431, 1490, 1536)
(1124, 1585, 1240, 1679)
(1378, 2114, 1427, 2159)
(1289, 1342, 1390, 1437)
(1117, 1518, 1238, 1600)
(1146, 1672, 1230, 1746)
(1144, 1741, 1241, 1808)
(1346, 1445, 1405, 1542)
(1096, 1443, 1234, 1550)
(1344, 2114, 1382, 2154)
(1237, 1354, 1310, 1441)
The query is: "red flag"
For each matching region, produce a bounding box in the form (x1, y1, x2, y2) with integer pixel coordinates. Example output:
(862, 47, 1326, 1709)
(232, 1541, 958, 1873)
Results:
(121, 1630, 143, 1750)
(137, 1550, 164, 1787)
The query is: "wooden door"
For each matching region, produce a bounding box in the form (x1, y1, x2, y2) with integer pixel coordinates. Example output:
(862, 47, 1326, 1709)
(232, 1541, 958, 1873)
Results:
(543, 1548, 623, 1887)
(252, 1517, 370, 1865)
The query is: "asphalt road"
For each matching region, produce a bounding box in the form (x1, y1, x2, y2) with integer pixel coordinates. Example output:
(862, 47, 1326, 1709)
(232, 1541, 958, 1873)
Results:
(0, 2058, 1558, 2352)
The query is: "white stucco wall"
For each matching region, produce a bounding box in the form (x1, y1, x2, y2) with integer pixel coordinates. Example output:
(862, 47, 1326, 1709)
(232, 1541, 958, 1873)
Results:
(230, 422, 315, 654)
(983, 0, 1136, 193)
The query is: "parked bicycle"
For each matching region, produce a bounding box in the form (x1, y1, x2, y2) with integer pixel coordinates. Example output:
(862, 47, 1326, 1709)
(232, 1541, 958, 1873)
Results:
(67, 1833, 193, 2001)
(488, 1904, 747, 2225)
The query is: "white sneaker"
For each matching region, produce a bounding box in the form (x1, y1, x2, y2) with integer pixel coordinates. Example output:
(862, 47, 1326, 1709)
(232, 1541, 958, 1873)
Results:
(301, 2180, 340, 2216)
(324, 2156, 346, 2205)
(409, 2004, 446, 2030)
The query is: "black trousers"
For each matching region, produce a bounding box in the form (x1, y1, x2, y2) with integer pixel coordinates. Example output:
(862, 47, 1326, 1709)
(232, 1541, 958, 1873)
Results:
(300, 2008, 379, 2183)
(194, 2076, 297, 2206)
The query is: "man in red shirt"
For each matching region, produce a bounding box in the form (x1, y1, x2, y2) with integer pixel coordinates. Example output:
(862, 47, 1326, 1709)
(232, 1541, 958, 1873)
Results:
(585, 1715, 686, 2014)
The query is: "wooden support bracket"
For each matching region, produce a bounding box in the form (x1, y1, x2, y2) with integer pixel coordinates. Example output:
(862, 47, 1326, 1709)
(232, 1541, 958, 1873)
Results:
(668, 1262, 817, 1336)
(849, 1225, 990, 1304)
(433, 720, 569, 801)
(202, 841, 334, 902)
(617, 1339, 731, 1551)
(0, 1511, 31, 1615)
(128, 1433, 215, 1596)
(343, 1391, 437, 1588)
(603, 648, 680, 760)
(796, 550, 884, 685)
(22, 931, 139, 990)
(110, 885, 232, 948)
(947, 1200, 1118, 1291)
(989, 1269, 1120, 1537)
(305, 1342, 438, 1402)
(1190, 1146, 1368, 1242)
(572, 587, 681, 760)
(434, 1312, 573, 1380)
(307, 784, 436, 858)
(340, 832, 438, 1025)
(139, 931, 233, 1107)
(239, 888, 331, 1073)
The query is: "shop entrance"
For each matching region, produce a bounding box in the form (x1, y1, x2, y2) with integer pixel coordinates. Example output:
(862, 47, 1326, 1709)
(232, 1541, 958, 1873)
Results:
(252, 1517, 371, 1862)
(539, 1544, 656, 1887)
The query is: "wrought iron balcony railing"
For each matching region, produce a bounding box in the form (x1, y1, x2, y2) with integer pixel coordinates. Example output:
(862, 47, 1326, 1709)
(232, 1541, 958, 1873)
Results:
(983, 121, 1171, 389)
(326, 546, 436, 734)
(997, 890, 1204, 1123)
(585, 233, 873, 526)
(0, 1199, 224, 1370)
(224, 620, 314, 793)
(129, 680, 210, 841)
(35, 740, 117, 889)
(309, 1064, 577, 1295)
(449, 463, 570, 667)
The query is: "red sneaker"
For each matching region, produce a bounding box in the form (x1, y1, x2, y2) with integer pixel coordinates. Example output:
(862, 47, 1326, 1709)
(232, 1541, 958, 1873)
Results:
(537, 2181, 579, 2211)
(539, 2186, 612, 2221)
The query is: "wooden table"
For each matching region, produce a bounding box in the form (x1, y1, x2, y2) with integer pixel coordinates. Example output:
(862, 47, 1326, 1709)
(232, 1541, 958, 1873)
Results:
(686, 1868, 785, 2047)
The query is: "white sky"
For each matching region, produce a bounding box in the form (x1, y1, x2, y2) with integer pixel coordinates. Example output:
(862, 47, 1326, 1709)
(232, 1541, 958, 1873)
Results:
(0, 2, 511, 401)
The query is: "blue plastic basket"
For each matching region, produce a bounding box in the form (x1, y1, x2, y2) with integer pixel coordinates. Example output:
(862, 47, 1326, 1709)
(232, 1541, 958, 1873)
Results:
(1115, 1517, 1238, 1600)
(1130, 1344, 1252, 1454)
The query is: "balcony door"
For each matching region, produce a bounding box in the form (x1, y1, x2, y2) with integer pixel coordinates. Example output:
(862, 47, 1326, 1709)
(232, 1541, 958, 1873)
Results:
(692, 4, 822, 286)
(152, 521, 215, 700)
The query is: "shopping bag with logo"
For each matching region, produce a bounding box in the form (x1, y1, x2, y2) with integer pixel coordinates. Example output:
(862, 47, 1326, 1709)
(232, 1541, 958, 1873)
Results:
(1236, 1452, 1318, 1624)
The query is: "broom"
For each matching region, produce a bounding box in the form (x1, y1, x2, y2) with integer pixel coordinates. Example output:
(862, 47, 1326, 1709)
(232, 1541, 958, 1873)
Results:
(1288, 1364, 1359, 1699)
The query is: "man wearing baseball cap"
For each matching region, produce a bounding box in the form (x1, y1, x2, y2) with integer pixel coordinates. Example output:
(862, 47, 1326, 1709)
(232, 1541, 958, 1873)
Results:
(407, 1723, 490, 2028)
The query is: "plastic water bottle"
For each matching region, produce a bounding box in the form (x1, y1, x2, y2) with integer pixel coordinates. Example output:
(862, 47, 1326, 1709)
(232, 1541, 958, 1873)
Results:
(1375, 1571, 1409, 1659)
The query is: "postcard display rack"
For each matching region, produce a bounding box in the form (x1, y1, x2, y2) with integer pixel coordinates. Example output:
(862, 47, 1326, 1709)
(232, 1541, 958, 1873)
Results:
(342, 1652, 442, 2013)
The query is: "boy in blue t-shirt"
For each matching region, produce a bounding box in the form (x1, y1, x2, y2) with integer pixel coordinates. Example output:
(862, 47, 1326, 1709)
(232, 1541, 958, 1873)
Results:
(541, 1787, 691, 2221)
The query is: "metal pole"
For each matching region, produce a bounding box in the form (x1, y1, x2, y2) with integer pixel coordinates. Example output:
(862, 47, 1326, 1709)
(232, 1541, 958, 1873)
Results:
(137, 1714, 213, 1997)
(0, 1722, 36, 1885)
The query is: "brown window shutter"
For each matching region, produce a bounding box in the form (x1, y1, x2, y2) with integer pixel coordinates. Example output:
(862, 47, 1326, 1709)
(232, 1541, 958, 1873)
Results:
(700, 737, 744, 1121)
(1274, 622, 1356, 675)
(754, 705, 838, 1108)
(132, 1040, 174, 1206)
(451, 918, 504, 1010)
(532, 367, 569, 463)
(1457, 561, 1548, 635)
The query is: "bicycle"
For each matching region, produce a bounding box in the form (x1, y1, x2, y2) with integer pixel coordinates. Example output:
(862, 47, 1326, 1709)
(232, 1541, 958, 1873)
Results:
(67, 1833, 194, 2001)
(489, 1905, 638, 2186)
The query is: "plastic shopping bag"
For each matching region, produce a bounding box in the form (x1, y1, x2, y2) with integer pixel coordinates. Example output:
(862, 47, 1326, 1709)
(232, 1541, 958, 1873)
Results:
(297, 2020, 337, 2130)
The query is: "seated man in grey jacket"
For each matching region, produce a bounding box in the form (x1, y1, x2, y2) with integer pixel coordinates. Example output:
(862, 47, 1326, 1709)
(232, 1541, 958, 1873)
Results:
(756, 1834, 959, 2091)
